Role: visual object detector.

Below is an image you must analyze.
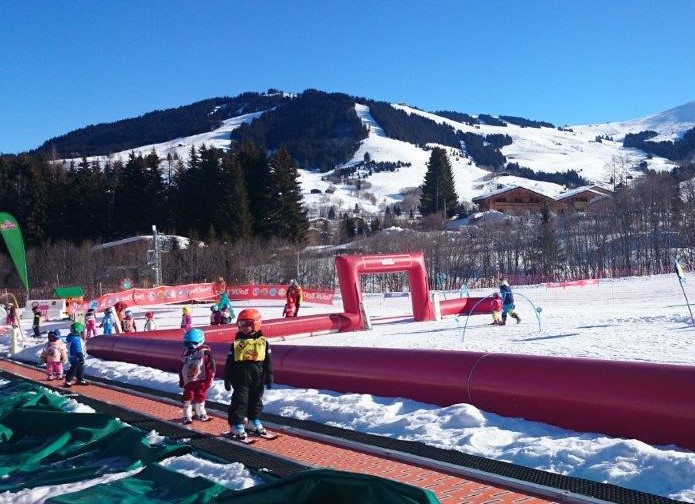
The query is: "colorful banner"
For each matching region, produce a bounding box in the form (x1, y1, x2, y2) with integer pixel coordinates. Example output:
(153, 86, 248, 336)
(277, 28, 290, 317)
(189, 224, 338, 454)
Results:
(0, 212, 29, 291)
(81, 283, 335, 312)
(546, 279, 600, 289)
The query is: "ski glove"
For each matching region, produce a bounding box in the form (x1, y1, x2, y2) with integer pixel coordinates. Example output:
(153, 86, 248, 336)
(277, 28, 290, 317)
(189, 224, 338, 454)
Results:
(224, 380, 231, 392)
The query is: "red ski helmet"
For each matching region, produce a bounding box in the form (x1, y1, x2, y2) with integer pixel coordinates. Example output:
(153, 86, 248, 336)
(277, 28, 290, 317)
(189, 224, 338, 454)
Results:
(237, 308, 262, 331)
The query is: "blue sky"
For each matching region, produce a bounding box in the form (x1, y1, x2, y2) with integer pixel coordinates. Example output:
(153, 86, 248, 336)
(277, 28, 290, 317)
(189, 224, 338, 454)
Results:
(1, 0, 694, 154)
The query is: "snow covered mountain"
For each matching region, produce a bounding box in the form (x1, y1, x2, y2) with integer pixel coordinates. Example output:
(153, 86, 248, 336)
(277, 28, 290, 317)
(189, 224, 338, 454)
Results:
(76, 99, 695, 218)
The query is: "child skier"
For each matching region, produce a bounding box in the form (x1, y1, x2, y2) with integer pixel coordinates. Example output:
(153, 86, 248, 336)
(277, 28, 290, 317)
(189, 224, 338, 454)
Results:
(283, 299, 296, 318)
(218, 292, 235, 323)
(499, 277, 521, 325)
(144, 311, 158, 331)
(100, 308, 116, 335)
(286, 279, 303, 315)
(84, 308, 98, 338)
(179, 328, 215, 424)
(490, 292, 503, 325)
(122, 310, 137, 332)
(40, 330, 68, 380)
(223, 308, 273, 440)
(32, 306, 42, 338)
(181, 306, 192, 330)
(63, 322, 88, 387)
(209, 305, 222, 325)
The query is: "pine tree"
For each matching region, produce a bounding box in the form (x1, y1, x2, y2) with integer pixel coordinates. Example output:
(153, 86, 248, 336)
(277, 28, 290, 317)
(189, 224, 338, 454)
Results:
(197, 145, 226, 239)
(419, 147, 459, 218)
(530, 203, 564, 276)
(23, 157, 53, 245)
(114, 151, 165, 238)
(172, 146, 204, 237)
(218, 151, 253, 241)
(64, 157, 107, 242)
(237, 141, 274, 238)
(270, 147, 309, 243)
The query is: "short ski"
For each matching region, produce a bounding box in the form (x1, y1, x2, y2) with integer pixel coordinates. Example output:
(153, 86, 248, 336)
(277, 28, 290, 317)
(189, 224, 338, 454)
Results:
(249, 431, 279, 440)
(222, 431, 257, 445)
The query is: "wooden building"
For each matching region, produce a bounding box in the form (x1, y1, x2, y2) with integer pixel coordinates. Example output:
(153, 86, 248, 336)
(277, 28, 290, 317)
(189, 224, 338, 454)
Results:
(472, 186, 555, 215)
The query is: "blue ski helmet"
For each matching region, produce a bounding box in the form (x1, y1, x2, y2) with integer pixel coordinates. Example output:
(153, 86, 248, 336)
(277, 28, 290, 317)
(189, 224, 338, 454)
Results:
(53, 328, 61, 339)
(183, 328, 205, 347)
(210, 304, 218, 312)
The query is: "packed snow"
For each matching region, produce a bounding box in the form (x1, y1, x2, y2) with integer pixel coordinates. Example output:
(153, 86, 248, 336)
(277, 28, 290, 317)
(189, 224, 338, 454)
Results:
(2, 272, 695, 502)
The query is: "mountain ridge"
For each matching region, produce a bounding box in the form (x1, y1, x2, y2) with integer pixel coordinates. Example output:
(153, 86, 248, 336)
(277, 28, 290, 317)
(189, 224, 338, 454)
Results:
(44, 89, 695, 217)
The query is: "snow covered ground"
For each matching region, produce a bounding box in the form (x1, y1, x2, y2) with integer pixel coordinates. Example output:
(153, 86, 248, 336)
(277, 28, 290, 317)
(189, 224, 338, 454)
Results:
(2, 272, 695, 502)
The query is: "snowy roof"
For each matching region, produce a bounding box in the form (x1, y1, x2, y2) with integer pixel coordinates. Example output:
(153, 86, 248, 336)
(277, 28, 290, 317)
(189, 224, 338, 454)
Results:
(553, 185, 611, 202)
(472, 184, 554, 202)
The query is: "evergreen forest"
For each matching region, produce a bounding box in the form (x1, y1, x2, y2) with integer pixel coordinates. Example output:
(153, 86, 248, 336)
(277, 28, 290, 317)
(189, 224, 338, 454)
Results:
(0, 142, 307, 247)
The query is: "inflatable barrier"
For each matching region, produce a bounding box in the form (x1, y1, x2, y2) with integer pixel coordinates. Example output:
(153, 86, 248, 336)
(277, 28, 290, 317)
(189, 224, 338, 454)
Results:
(85, 252, 695, 451)
(86, 338, 695, 451)
(439, 297, 495, 316)
(119, 312, 361, 343)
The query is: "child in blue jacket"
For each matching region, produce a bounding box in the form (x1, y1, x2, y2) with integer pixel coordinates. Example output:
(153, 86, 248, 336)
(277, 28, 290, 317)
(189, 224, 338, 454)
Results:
(64, 322, 88, 387)
(100, 309, 116, 335)
(499, 278, 521, 325)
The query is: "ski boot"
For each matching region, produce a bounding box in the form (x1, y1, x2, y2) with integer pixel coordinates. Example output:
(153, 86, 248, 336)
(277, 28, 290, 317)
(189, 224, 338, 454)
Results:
(229, 424, 248, 441)
(248, 418, 267, 436)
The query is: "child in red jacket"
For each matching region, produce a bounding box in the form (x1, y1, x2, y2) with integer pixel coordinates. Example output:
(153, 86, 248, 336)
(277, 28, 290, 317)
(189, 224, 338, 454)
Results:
(490, 292, 503, 325)
(179, 328, 215, 424)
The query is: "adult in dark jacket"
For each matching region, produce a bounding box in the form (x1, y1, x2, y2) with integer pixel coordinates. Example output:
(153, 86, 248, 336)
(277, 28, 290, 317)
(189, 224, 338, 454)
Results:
(223, 308, 273, 440)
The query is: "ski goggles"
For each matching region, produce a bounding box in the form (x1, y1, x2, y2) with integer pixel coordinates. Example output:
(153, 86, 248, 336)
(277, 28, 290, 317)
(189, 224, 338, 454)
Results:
(237, 320, 254, 329)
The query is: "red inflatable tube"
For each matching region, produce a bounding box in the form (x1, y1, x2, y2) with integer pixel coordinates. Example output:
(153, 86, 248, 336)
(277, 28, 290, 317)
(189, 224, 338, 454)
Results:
(85, 338, 695, 450)
(117, 313, 361, 343)
(467, 353, 695, 449)
(439, 297, 495, 316)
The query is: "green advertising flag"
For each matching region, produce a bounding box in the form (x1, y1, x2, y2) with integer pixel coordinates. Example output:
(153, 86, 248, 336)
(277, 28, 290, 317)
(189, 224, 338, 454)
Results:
(0, 212, 29, 291)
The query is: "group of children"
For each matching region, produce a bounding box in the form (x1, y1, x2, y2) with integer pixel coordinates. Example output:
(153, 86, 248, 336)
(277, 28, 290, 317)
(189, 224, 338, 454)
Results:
(209, 295, 235, 325)
(33, 283, 290, 440)
(38, 302, 273, 440)
(178, 307, 272, 441)
(35, 278, 520, 441)
(176, 290, 273, 440)
(39, 321, 88, 387)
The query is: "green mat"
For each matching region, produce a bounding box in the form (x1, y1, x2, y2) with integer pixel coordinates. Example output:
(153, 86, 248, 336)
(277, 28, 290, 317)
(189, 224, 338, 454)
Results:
(0, 381, 190, 492)
(45, 463, 228, 504)
(1, 380, 439, 503)
(215, 468, 440, 503)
